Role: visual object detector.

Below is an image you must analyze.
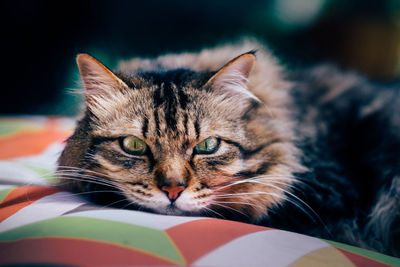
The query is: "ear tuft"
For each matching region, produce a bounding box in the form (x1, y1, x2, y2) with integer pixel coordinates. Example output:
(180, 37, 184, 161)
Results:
(76, 53, 127, 95)
(205, 52, 258, 101)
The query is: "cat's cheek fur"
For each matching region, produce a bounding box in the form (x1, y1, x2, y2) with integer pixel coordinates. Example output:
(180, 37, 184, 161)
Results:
(218, 159, 245, 175)
(124, 190, 171, 211)
(175, 190, 214, 213)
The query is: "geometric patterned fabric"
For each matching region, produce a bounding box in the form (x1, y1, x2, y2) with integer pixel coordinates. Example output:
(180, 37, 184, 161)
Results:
(0, 117, 399, 267)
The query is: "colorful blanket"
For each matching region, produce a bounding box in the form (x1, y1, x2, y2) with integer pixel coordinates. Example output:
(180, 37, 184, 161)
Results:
(0, 117, 399, 267)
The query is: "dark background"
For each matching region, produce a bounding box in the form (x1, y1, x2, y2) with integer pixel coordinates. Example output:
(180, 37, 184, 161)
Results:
(3, 0, 400, 115)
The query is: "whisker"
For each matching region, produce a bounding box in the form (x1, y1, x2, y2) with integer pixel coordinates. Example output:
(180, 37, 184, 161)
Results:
(202, 206, 225, 219)
(55, 173, 116, 186)
(216, 190, 317, 222)
(215, 191, 276, 197)
(55, 171, 110, 182)
(55, 174, 116, 186)
(215, 175, 297, 191)
(54, 170, 116, 183)
(119, 201, 136, 210)
(63, 190, 122, 197)
(263, 183, 322, 221)
(57, 165, 114, 178)
(40, 190, 124, 204)
(213, 200, 262, 209)
(55, 175, 119, 189)
(223, 183, 331, 236)
(252, 175, 313, 190)
(211, 202, 250, 218)
(101, 198, 131, 209)
(216, 190, 314, 217)
(54, 169, 114, 180)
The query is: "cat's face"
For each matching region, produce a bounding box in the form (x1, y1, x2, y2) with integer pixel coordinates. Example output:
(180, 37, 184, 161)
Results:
(58, 53, 300, 221)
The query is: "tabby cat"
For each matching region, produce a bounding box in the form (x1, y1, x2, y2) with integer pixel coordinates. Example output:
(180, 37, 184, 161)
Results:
(58, 39, 400, 256)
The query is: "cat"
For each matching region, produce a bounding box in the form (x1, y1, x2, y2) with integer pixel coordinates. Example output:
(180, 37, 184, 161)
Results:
(57, 39, 400, 256)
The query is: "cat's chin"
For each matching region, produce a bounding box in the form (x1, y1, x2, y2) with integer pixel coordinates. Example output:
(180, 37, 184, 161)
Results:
(147, 201, 206, 217)
(164, 205, 186, 216)
(152, 204, 192, 216)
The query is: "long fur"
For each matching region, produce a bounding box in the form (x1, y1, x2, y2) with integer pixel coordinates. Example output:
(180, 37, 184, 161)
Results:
(58, 38, 400, 256)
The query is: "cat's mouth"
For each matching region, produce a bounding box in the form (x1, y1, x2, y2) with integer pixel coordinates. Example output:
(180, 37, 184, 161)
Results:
(152, 196, 207, 216)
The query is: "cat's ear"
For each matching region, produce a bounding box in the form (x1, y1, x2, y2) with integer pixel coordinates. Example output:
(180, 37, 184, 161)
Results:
(76, 54, 129, 117)
(76, 53, 128, 96)
(205, 52, 258, 101)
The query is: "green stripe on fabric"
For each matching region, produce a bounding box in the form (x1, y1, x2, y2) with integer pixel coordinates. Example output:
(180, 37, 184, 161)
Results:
(0, 120, 41, 136)
(0, 188, 15, 203)
(0, 125, 22, 136)
(325, 240, 400, 266)
(0, 216, 184, 265)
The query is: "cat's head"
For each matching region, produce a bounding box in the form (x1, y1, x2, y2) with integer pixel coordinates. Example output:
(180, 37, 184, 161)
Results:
(58, 51, 302, 221)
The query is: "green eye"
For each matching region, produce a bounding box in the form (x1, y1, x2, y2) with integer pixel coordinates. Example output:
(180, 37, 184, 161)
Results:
(195, 137, 219, 154)
(121, 136, 148, 155)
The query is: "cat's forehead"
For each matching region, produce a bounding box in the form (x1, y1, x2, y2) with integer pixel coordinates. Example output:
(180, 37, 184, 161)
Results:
(90, 68, 249, 144)
(91, 89, 244, 143)
(117, 69, 231, 118)
(118, 68, 212, 89)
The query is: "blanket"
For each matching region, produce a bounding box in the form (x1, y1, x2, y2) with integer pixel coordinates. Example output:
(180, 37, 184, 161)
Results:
(0, 116, 398, 266)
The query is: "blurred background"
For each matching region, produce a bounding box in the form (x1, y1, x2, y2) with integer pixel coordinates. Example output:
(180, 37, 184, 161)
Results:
(3, 0, 400, 115)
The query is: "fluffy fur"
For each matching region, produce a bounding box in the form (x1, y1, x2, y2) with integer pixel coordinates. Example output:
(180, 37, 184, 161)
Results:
(58, 39, 400, 256)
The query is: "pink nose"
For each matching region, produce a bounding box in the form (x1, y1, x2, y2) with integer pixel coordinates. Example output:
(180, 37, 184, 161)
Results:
(161, 185, 185, 201)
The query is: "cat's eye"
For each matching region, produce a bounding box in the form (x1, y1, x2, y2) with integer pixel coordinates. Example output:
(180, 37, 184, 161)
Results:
(195, 137, 220, 154)
(121, 136, 148, 156)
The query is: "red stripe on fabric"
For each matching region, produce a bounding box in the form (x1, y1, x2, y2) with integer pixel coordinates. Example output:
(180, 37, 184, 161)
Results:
(337, 248, 391, 267)
(0, 119, 70, 159)
(0, 186, 60, 222)
(0, 237, 175, 266)
(166, 218, 269, 264)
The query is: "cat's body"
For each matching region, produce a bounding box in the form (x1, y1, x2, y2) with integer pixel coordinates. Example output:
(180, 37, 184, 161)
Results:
(58, 40, 400, 256)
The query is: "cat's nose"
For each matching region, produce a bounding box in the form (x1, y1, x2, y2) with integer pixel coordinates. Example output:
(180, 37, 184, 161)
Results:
(160, 183, 186, 202)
